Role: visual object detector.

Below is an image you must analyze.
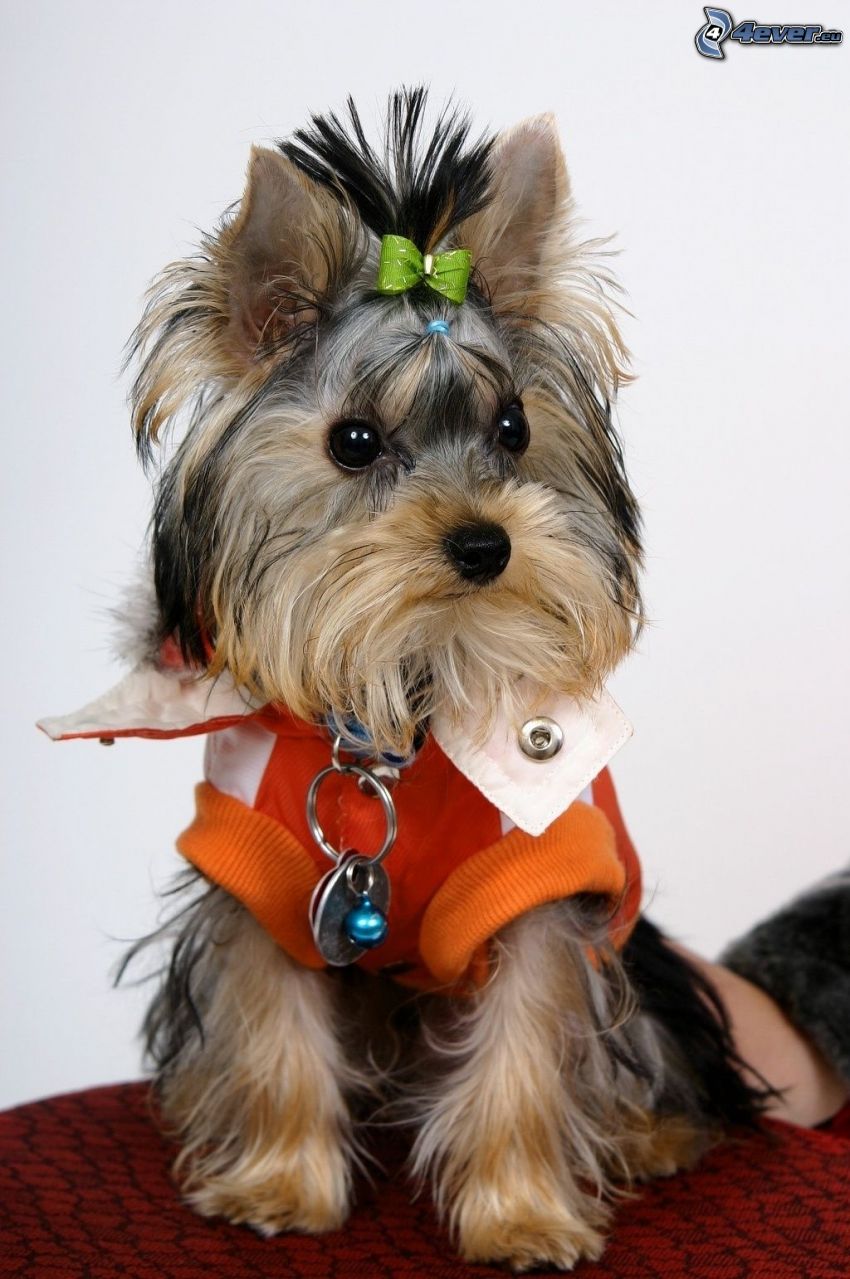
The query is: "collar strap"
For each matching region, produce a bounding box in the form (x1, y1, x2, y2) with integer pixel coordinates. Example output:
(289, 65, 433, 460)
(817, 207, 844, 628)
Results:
(323, 711, 424, 769)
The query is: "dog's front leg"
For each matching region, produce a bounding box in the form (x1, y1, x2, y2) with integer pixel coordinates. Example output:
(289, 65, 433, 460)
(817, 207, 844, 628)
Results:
(411, 905, 608, 1272)
(159, 906, 360, 1236)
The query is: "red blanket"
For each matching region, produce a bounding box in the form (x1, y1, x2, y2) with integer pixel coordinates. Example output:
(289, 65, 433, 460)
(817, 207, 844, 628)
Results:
(2, 1082, 848, 1278)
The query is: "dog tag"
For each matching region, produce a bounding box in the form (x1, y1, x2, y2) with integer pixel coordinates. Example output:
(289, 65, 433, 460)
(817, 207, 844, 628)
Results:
(310, 853, 391, 966)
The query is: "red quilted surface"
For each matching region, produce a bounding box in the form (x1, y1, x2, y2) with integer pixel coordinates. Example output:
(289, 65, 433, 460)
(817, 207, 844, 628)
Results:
(1, 1083, 849, 1278)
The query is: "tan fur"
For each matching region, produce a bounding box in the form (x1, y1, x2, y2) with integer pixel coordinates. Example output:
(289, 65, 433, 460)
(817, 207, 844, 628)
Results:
(158, 909, 370, 1235)
(129, 108, 641, 758)
(124, 99, 715, 1270)
(130, 147, 352, 446)
(148, 896, 708, 1268)
(207, 476, 634, 755)
(457, 116, 630, 395)
(404, 904, 707, 1271)
(409, 909, 608, 1269)
(618, 1112, 713, 1182)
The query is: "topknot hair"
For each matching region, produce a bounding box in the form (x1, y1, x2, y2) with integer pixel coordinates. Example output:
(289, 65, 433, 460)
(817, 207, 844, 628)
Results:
(281, 86, 495, 251)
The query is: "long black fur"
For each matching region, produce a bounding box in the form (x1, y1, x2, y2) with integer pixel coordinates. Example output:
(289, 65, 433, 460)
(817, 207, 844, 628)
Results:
(624, 917, 776, 1126)
(125, 883, 776, 1126)
(282, 87, 494, 250)
(117, 872, 240, 1074)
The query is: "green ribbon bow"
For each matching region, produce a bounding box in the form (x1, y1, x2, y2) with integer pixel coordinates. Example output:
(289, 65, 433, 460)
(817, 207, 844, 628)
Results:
(375, 235, 472, 304)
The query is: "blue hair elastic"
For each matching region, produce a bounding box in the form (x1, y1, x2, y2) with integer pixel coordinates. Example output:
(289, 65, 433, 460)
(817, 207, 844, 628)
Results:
(425, 319, 451, 336)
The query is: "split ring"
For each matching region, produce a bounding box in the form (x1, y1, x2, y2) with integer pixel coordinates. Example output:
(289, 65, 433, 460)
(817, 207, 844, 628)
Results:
(306, 763, 398, 866)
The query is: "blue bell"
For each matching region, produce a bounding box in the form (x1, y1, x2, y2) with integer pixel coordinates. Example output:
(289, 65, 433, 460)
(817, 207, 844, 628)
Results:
(344, 895, 388, 948)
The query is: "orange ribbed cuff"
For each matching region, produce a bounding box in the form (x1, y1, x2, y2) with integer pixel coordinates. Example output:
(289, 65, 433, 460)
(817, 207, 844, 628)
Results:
(176, 782, 325, 969)
(419, 802, 626, 987)
(177, 785, 638, 993)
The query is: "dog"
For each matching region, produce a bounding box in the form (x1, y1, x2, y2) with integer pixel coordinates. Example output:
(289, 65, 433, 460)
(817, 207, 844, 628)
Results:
(41, 89, 766, 1271)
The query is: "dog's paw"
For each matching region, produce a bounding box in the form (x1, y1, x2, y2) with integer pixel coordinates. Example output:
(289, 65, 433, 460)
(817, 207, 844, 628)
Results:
(185, 1145, 350, 1236)
(628, 1115, 713, 1182)
(458, 1206, 606, 1272)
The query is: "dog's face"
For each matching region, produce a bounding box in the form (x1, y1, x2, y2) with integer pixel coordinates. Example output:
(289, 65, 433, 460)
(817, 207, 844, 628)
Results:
(132, 92, 641, 754)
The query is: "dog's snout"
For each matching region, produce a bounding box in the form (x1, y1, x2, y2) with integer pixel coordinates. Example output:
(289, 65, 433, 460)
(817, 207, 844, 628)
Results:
(444, 523, 511, 583)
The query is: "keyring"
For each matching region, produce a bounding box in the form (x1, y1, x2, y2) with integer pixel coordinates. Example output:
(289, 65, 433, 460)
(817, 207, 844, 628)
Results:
(306, 763, 398, 865)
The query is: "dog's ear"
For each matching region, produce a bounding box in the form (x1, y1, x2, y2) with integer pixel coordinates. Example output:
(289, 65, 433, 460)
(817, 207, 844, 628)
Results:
(221, 146, 332, 359)
(457, 114, 570, 313)
(130, 147, 337, 450)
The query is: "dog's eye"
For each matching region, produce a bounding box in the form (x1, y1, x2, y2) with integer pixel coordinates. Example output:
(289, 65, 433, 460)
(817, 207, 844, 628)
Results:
(495, 402, 529, 455)
(328, 420, 384, 470)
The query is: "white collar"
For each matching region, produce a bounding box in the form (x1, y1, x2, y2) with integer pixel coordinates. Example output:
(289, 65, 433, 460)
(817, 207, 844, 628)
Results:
(432, 681, 631, 836)
(39, 666, 632, 837)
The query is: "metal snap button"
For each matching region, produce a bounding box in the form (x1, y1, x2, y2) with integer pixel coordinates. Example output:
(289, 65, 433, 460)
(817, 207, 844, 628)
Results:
(518, 716, 563, 761)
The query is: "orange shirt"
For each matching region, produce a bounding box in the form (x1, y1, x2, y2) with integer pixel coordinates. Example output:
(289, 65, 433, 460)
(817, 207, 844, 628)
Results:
(177, 709, 642, 992)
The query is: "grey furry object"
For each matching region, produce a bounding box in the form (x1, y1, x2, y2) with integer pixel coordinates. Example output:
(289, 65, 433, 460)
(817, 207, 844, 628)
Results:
(723, 870, 850, 1085)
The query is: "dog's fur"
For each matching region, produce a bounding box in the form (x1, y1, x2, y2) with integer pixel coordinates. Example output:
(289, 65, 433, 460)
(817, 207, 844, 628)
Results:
(121, 90, 766, 1269)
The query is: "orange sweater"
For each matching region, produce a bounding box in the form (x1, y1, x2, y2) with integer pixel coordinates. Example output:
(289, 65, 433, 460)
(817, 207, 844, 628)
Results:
(177, 709, 642, 992)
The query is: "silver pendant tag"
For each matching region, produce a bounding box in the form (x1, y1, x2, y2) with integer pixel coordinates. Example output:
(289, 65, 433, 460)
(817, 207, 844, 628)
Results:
(310, 853, 391, 966)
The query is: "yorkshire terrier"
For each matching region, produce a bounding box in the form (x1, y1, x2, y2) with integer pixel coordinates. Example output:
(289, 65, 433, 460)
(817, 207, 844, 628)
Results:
(41, 89, 765, 1271)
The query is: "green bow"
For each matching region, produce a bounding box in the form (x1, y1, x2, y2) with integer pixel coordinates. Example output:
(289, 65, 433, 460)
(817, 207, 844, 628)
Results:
(375, 234, 472, 305)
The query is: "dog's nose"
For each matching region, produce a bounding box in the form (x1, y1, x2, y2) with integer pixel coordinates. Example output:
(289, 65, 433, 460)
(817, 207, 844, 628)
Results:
(444, 523, 511, 583)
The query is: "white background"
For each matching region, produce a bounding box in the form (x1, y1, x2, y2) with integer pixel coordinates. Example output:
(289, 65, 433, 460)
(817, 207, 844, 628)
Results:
(2, 1, 848, 1109)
